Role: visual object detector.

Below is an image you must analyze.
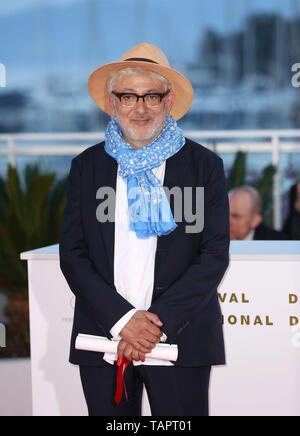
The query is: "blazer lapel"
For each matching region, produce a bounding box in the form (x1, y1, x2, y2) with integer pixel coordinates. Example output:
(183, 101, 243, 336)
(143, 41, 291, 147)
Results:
(94, 146, 117, 277)
(157, 144, 187, 249)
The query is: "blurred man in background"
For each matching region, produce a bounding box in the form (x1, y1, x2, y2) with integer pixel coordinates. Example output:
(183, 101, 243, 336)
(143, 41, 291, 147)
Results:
(229, 185, 287, 240)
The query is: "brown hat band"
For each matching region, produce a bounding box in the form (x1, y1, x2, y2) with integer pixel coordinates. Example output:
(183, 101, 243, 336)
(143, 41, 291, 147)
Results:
(124, 57, 158, 64)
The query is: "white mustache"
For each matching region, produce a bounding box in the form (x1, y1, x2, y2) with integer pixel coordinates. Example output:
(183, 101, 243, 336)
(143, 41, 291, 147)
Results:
(129, 115, 154, 120)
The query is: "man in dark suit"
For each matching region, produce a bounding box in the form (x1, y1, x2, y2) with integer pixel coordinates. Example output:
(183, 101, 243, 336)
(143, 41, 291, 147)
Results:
(229, 185, 287, 240)
(59, 43, 230, 416)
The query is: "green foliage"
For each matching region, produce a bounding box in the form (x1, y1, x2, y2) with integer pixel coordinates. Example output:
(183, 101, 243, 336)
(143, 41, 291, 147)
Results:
(0, 163, 68, 293)
(0, 174, 8, 221)
(226, 151, 246, 191)
(253, 164, 277, 223)
(226, 151, 277, 225)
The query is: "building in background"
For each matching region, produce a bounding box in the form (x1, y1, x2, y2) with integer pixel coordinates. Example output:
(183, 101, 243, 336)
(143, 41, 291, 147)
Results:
(0, 0, 299, 133)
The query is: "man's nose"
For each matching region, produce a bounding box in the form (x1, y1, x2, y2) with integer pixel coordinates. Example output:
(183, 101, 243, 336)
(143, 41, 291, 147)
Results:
(134, 98, 148, 114)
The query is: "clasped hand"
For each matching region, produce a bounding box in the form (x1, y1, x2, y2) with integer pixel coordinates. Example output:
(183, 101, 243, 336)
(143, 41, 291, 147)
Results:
(117, 310, 163, 362)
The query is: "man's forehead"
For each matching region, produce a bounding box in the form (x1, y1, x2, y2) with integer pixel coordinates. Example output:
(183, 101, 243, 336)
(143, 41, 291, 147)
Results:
(113, 71, 165, 90)
(229, 192, 254, 213)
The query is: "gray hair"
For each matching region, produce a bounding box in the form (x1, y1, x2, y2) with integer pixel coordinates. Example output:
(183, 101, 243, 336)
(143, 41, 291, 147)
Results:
(106, 67, 171, 93)
(228, 185, 262, 214)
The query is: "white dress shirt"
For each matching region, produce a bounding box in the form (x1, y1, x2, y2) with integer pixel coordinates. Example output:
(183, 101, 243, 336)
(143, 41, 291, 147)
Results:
(243, 229, 255, 240)
(103, 161, 173, 366)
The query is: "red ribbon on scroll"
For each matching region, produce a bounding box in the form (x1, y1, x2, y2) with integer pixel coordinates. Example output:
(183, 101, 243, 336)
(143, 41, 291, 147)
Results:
(114, 357, 131, 405)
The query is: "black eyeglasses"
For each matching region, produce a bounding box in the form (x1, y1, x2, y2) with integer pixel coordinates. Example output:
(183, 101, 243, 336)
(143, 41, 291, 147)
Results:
(111, 90, 170, 108)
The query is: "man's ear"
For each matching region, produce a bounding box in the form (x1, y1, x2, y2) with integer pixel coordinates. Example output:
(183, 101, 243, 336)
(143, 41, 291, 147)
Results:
(251, 213, 263, 229)
(166, 90, 176, 115)
(107, 93, 116, 116)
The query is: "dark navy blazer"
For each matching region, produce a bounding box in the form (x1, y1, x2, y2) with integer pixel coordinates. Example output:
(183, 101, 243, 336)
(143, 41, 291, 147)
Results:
(59, 138, 230, 367)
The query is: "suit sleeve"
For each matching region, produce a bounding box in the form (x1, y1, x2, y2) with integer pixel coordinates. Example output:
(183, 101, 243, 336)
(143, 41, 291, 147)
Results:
(148, 157, 230, 343)
(59, 157, 135, 336)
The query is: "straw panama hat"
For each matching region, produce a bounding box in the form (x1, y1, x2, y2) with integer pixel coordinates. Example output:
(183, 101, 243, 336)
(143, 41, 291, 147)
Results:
(88, 42, 194, 121)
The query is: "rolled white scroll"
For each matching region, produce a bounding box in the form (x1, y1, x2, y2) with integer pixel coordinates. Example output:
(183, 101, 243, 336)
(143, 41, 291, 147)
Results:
(75, 334, 178, 361)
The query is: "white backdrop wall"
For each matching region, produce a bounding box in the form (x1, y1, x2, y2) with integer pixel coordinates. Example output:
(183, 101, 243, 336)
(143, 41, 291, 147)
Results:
(21, 242, 300, 416)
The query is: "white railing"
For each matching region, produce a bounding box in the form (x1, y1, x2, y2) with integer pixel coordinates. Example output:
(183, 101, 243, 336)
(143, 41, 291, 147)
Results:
(1, 129, 300, 230)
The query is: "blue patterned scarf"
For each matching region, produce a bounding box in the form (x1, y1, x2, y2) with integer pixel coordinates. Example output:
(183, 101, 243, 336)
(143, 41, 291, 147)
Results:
(104, 115, 185, 239)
